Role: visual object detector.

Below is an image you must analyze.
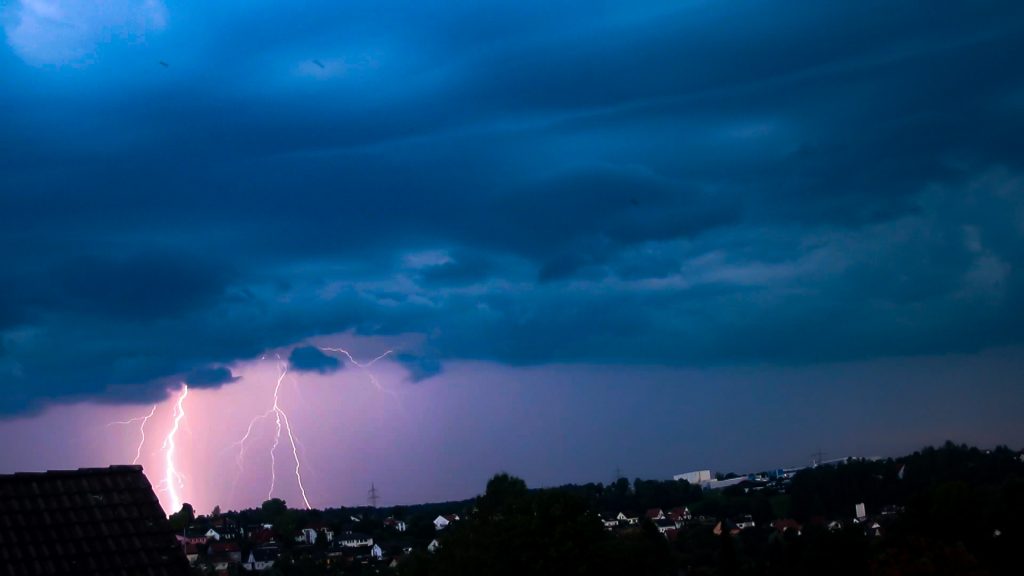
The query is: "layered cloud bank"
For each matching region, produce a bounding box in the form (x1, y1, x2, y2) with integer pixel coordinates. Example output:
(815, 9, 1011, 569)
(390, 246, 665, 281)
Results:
(1, 1, 1023, 414)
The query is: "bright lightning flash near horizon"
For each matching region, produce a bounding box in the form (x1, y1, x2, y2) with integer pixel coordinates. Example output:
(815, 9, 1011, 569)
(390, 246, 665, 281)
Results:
(109, 347, 394, 512)
(233, 356, 311, 509)
(162, 385, 189, 514)
(106, 404, 157, 465)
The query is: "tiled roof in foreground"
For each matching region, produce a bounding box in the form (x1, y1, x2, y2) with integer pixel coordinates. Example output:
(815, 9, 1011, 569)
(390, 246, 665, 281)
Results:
(0, 465, 189, 576)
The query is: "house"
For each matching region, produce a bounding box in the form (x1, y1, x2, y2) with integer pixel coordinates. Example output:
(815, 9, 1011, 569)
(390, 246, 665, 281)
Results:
(713, 519, 741, 536)
(208, 553, 234, 573)
(183, 542, 201, 566)
(205, 528, 223, 541)
(295, 527, 319, 545)
(211, 515, 239, 531)
(772, 519, 802, 535)
(0, 465, 190, 575)
(434, 513, 460, 530)
(248, 526, 276, 545)
(427, 539, 442, 553)
(616, 511, 640, 525)
(880, 504, 903, 516)
(209, 541, 242, 563)
(318, 525, 335, 543)
(599, 513, 620, 530)
(645, 508, 665, 521)
(384, 516, 407, 532)
(242, 547, 280, 571)
(338, 531, 374, 548)
(667, 507, 692, 522)
(213, 526, 241, 541)
(654, 518, 677, 535)
(734, 514, 756, 530)
(855, 502, 867, 520)
(180, 528, 210, 546)
(345, 543, 384, 561)
(827, 520, 844, 532)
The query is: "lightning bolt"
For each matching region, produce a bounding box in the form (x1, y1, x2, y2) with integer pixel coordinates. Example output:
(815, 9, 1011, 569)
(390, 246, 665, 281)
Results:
(321, 347, 393, 368)
(229, 347, 393, 509)
(226, 408, 269, 507)
(162, 385, 189, 514)
(320, 347, 396, 397)
(231, 355, 312, 509)
(106, 404, 157, 465)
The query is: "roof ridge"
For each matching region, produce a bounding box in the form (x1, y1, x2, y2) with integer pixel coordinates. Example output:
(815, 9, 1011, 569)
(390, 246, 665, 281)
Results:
(0, 464, 144, 479)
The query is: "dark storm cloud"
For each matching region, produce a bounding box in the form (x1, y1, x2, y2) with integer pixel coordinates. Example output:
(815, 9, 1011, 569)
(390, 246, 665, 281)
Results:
(185, 366, 239, 388)
(289, 346, 341, 374)
(415, 251, 495, 286)
(1, 0, 1023, 414)
(51, 252, 230, 321)
(395, 354, 443, 383)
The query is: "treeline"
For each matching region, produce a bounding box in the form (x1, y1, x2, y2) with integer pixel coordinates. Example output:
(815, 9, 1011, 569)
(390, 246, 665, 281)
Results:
(395, 442, 1024, 576)
(176, 497, 477, 550)
(174, 442, 1024, 575)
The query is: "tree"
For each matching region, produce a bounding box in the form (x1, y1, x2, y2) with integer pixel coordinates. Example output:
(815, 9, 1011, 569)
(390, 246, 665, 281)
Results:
(261, 498, 288, 522)
(476, 473, 528, 520)
(425, 473, 614, 576)
(168, 502, 195, 532)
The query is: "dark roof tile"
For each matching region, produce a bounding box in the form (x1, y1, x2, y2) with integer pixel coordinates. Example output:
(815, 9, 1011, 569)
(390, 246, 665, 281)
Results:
(0, 465, 189, 576)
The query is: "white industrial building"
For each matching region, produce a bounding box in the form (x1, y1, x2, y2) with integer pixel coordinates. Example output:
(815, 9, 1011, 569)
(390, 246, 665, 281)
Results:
(673, 470, 713, 484)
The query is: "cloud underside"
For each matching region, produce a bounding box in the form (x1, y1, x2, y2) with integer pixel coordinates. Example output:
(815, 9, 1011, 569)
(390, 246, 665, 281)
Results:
(289, 346, 341, 374)
(0, 1, 1023, 414)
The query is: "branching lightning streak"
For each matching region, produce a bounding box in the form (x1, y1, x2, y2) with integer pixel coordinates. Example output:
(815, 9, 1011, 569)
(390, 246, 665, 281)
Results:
(321, 348, 393, 368)
(232, 356, 312, 510)
(320, 347, 395, 397)
(269, 358, 311, 508)
(227, 407, 272, 507)
(162, 385, 189, 513)
(106, 404, 157, 465)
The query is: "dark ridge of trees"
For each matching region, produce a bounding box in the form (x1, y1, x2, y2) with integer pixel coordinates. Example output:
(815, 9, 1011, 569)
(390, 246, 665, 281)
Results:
(394, 442, 1024, 576)
(186, 442, 1024, 575)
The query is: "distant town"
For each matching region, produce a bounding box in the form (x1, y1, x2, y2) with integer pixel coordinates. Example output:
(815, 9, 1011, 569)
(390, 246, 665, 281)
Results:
(153, 441, 1024, 575)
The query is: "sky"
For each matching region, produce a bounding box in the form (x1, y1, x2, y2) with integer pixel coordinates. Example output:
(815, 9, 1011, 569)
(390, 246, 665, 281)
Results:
(1, 0, 1023, 514)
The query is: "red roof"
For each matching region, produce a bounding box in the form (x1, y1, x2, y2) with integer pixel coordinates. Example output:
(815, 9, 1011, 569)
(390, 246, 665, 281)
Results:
(772, 519, 802, 533)
(250, 528, 275, 544)
(210, 541, 241, 553)
(644, 508, 664, 518)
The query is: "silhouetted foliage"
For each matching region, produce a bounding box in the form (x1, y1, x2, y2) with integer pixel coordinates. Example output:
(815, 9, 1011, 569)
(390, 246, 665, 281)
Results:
(169, 502, 195, 531)
(183, 442, 1024, 575)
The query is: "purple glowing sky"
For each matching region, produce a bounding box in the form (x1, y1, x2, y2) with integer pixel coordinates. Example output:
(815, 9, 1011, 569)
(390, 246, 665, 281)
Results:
(4, 339, 1022, 513)
(2, 1, 1024, 513)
